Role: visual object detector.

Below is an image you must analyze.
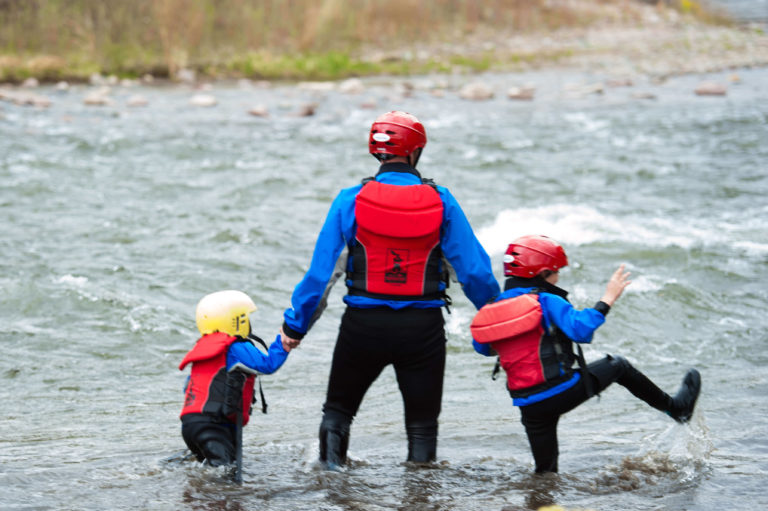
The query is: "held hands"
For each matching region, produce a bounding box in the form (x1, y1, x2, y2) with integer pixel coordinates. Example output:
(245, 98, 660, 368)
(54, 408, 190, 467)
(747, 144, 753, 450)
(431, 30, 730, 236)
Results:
(600, 264, 632, 306)
(280, 327, 302, 352)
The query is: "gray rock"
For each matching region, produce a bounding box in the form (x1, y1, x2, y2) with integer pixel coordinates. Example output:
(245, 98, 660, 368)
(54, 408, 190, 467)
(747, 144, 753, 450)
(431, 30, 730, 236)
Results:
(694, 82, 727, 96)
(21, 77, 39, 88)
(459, 82, 494, 100)
(189, 94, 217, 107)
(507, 86, 535, 100)
(84, 87, 112, 106)
(339, 78, 365, 94)
(126, 95, 149, 107)
(248, 105, 269, 117)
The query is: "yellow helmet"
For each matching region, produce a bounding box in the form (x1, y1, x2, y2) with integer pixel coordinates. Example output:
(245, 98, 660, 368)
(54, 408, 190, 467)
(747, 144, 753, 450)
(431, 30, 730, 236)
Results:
(195, 290, 257, 338)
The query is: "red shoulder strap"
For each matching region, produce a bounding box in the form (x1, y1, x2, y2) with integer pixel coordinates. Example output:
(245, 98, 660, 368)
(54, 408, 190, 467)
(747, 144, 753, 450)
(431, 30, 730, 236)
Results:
(179, 332, 236, 370)
(471, 294, 543, 344)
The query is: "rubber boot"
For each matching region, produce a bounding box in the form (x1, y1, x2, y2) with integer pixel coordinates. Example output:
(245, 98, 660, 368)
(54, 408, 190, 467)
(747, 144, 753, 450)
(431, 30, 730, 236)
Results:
(406, 421, 437, 463)
(667, 368, 701, 423)
(318, 410, 351, 470)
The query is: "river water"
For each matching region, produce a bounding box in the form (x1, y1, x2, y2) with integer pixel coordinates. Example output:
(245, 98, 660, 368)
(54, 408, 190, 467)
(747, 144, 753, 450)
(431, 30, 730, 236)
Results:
(711, 0, 768, 24)
(1, 65, 767, 511)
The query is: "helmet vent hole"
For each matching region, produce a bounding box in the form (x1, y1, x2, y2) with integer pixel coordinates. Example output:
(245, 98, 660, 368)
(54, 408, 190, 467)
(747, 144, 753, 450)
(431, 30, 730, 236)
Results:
(385, 130, 396, 135)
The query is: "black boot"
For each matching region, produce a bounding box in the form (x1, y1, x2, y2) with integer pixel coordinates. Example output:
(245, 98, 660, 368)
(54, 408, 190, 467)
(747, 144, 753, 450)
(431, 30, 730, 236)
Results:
(667, 368, 701, 423)
(406, 420, 437, 463)
(319, 410, 351, 470)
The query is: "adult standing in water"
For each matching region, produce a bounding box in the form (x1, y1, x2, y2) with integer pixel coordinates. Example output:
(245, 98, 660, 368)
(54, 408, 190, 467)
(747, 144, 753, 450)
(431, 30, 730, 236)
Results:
(280, 111, 500, 467)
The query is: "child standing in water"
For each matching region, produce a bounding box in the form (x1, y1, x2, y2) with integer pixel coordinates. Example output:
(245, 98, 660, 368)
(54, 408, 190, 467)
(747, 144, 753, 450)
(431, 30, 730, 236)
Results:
(179, 290, 291, 467)
(471, 235, 701, 473)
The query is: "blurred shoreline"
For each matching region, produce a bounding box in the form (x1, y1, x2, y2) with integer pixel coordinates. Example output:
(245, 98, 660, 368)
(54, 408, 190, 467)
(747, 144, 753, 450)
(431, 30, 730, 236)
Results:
(1, 0, 767, 85)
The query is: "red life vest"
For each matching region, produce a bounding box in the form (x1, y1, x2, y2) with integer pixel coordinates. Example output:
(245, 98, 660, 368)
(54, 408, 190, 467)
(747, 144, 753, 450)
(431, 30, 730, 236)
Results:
(471, 293, 573, 395)
(179, 332, 256, 425)
(348, 180, 445, 299)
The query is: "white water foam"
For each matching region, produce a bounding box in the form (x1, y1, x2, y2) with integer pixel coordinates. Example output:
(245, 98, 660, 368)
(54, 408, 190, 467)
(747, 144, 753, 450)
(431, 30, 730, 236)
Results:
(55, 274, 89, 287)
(476, 204, 722, 257)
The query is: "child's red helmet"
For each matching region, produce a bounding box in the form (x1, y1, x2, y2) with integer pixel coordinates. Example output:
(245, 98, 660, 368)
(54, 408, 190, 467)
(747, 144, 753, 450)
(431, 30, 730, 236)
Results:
(369, 111, 427, 160)
(504, 235, 568, 277)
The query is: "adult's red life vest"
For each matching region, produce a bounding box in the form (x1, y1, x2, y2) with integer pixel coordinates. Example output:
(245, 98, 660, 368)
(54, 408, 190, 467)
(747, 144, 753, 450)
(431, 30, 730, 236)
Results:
(348, 180, 445, 300)
(471, 293, 574, 396)
(179, 332, 256, 425)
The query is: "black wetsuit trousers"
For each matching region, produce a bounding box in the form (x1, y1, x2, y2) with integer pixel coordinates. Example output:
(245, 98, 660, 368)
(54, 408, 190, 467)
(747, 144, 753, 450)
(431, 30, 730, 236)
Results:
(181, 415, 237, 467)
(519, 355, 671, 473)
(322, 306, 446, 458)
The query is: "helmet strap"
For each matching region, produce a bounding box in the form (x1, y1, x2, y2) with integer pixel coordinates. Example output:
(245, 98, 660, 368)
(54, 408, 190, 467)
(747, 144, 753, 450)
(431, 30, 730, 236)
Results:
(373, 153, 396, 162)
(409, 148, 422, 168)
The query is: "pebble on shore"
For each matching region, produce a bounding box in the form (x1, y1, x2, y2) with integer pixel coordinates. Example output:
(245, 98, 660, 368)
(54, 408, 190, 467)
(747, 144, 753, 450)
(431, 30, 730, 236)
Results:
(459, 82, 494, 101)
(507, 85, 535, 100)
(339, 78, 365, 94)
(189, 94, 217, 107)
(83, 87, 112, 106)
(0, 88, 51, 107)
(248, 105, 269, 117)
(127, 95, 149, 107)
(294, 102, 318, 117)
(694, 81, 727, 96)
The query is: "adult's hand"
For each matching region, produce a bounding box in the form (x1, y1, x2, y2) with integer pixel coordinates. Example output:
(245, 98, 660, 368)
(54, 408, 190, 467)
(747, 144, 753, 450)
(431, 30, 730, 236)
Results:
(600, 264, 632, 306)
(280, 327, 302, 352)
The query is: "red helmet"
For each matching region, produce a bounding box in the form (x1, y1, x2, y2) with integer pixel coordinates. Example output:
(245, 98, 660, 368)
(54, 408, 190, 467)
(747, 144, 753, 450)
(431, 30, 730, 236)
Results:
(503, 235, 568, 277)
(369, 111, 427, 160)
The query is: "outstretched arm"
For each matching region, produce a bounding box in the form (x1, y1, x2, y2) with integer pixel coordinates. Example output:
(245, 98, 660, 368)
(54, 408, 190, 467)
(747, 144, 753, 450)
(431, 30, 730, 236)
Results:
(281, 188, 357, 340)
(600, 264, 632, 306)
(227, 335, 289, 375)
(438, 188, 500, 309)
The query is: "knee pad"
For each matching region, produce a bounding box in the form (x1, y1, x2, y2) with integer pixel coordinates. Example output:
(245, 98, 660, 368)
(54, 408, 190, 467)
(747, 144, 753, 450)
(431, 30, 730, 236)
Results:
(608, 354, 630, 370)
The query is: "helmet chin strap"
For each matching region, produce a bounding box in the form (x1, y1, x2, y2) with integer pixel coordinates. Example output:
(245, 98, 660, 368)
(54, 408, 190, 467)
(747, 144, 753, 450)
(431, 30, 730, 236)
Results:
(409, 148, 422, 168)
(373, 149, 422, 168)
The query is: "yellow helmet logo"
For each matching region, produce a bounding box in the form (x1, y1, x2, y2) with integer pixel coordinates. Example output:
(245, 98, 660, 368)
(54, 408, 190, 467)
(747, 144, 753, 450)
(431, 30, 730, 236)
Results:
(195, 290, 257, 338)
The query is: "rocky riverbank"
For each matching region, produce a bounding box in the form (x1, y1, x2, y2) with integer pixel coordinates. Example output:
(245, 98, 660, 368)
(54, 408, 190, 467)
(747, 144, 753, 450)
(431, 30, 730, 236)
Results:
(1, 1, 767, 86)
(1, 2, 766, 112)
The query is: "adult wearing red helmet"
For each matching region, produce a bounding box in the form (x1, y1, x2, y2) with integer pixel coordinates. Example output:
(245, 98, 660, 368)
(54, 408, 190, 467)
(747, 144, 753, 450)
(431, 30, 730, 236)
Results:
(281, 111, 499, 468)
(472, 235, 701, 473)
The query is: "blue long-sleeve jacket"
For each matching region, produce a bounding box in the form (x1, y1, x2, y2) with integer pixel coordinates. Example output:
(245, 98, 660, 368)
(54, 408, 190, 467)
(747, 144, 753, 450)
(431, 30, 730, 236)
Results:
(227, 335, 289, 374)
(283, 163, 500, 339)
(473, 286, 607, 406)
(181, 334, 288, 400)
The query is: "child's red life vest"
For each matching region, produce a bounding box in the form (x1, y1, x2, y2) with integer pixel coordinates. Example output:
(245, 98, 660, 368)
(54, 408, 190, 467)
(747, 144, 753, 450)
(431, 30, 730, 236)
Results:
(471, 293, 552, 392)
(179, 332, 256, 425)
(348, 180, 444, 299)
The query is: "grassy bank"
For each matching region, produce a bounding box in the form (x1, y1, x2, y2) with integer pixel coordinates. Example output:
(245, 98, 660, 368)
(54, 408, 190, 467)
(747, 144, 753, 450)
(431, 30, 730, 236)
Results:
(0, 0, 747, 83)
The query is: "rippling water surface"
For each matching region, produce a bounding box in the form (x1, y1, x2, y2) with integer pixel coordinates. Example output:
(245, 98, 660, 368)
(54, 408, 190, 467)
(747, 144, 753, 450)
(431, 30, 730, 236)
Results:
(2, 67, 767, 510)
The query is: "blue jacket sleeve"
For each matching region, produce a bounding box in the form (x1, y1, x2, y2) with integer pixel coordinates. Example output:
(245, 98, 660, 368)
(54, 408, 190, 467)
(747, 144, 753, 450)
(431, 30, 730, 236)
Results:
(539, 293, 606, 343)
(227, 335, 289, 375)
(282, 188, 358, 338)
(472, 339, 494, 356)
(438, 187, 500, 309)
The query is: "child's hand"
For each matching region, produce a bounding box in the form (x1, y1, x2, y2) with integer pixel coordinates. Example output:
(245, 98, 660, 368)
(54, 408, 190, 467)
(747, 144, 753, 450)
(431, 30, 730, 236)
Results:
(280, 327, 301, 352)
(601, 264, 632, 306)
